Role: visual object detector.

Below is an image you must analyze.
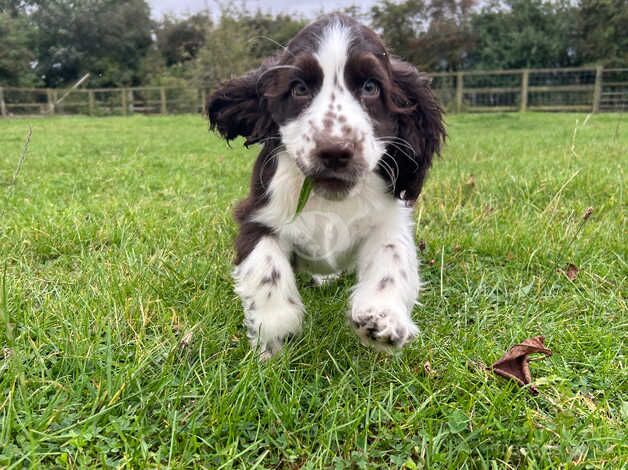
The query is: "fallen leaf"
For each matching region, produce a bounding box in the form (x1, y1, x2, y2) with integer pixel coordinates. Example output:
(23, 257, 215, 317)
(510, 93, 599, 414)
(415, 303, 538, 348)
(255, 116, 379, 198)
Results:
(563, 263, 579, 281)
(179, 331, 193, 350)
(492, 336, 552, 395)
(2, 347, 13, 360)
(582, 207, 593, 221)
(423, 361, 432, 375)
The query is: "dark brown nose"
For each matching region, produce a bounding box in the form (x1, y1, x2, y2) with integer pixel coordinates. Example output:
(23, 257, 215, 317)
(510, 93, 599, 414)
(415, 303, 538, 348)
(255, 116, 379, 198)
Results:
(316, 141, 355, 170)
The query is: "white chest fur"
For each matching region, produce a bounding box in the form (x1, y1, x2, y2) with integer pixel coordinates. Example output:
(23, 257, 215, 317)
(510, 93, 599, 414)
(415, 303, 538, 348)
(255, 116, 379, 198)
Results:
(252, 152, 405, 274)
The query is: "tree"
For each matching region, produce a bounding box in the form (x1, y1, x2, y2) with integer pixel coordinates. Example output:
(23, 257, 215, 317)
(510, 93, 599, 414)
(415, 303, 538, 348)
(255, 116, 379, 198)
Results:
(411, 0, 475, 70)
(0, 10, 38, 85)
(242, 11, 306, 60)
(371, 0, 427, 62)
(155, 13, 211, 67)
(193, 9, 306, 89)
(370, 0, 475, 71)
(469, 0, 579, 69)
(193, 15, 255, 88)
(30, 0, 153, 87)
(576, 0, 628, 66)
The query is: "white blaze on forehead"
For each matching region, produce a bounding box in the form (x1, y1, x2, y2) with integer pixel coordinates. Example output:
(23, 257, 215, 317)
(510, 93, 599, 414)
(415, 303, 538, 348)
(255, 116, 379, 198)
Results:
(314, 22, 352, 88)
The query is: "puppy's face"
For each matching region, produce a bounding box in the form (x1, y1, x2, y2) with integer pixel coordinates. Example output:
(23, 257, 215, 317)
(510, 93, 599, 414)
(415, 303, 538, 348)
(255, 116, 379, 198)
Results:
(208, 14, 445, 202)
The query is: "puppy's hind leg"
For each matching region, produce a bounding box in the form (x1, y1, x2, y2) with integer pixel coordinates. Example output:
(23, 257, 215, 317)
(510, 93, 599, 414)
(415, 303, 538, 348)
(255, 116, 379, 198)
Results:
(234, 236, 303, 360)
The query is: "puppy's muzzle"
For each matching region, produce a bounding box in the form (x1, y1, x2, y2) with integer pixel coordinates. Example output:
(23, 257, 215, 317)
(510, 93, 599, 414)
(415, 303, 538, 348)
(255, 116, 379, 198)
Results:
(315, 139, 355, 170)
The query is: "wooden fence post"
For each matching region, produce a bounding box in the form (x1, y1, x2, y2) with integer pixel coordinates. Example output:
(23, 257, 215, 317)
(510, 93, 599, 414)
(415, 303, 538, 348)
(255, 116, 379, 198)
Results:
(520, 69, 529, 112)
(121, 88, 127, 116)
(455, 71, 464, 113)
(592, 65, 603, 113)
(0, 87, 7, 117)
(47, 89, 57, 114)
(160, 87, 167, 115)
(88, 90, 95, 116)
(128, 89, 134, 114)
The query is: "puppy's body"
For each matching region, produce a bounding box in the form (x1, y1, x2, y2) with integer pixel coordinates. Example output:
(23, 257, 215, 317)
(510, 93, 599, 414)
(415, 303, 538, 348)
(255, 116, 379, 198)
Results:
(208, 14, 445, 358)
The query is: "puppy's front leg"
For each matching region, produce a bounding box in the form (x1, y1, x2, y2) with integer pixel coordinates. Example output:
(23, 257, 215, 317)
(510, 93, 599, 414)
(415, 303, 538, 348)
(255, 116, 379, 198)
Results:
(350, 225, 420, 350)
(234, 235, 303, 359)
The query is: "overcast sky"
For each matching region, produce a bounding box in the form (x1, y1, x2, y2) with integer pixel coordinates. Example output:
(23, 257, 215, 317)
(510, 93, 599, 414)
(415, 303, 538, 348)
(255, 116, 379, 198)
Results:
(148, 0, 379, 19)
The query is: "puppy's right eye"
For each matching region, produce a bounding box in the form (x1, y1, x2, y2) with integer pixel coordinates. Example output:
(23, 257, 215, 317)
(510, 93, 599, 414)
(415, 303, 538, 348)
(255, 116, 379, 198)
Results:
(291, 81, 311, 98)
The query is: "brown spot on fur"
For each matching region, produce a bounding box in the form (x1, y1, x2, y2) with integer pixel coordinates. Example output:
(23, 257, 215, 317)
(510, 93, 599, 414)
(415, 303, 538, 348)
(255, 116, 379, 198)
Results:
(338, 115, 347, 123)
(260, 267, 280, 286)
(234, 223, 274, 265)
(378, 276, 394, 290)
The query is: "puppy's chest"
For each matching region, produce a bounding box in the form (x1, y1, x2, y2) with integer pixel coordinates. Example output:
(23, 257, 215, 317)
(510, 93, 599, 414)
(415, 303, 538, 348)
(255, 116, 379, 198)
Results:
(278, 191, 387, 273)
(252, 157, 395, 274)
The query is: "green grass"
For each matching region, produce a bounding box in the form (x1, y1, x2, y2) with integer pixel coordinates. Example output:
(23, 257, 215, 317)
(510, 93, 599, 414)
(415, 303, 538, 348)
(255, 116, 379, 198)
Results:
(0, 113, 625, 468)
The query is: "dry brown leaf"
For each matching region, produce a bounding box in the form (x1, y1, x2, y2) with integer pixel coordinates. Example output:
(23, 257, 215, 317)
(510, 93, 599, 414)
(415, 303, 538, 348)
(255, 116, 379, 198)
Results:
(492, 336, 552, 395)
(563, 263, 579, 281)
(179, 331, 194, 350)
(582, 207, 593, 221)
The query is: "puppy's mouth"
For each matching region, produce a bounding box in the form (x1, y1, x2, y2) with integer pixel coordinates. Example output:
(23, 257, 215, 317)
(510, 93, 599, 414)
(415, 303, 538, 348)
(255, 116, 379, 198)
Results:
(310, 170, 357, 195)
(295, 157, 367, 200)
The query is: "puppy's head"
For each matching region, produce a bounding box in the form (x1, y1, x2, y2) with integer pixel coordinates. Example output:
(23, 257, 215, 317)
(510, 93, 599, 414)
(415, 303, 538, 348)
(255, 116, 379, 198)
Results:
(207, 14, 445, 202)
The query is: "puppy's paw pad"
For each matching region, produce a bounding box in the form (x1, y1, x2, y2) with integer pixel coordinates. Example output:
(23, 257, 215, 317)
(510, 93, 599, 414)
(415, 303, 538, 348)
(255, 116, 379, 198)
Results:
(351, 307, 418, 350)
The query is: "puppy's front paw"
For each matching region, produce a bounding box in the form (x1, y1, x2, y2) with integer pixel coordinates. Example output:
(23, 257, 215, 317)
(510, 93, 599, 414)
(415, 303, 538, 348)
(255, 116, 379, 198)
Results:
(244, 307, 302, 361)
(350, 306, 418, 351)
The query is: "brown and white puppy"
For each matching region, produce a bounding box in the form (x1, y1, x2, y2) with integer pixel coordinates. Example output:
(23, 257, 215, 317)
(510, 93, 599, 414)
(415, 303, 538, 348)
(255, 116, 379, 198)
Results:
(208, 13, 445, 359)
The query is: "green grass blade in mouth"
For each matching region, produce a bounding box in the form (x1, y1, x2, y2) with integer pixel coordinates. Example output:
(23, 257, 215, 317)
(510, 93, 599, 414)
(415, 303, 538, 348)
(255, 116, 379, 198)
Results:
(295, 176, 313, 217)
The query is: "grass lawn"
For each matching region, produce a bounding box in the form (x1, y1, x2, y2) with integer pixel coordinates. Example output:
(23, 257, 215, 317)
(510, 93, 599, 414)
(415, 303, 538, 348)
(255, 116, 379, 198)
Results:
(0, 113, 625, 468)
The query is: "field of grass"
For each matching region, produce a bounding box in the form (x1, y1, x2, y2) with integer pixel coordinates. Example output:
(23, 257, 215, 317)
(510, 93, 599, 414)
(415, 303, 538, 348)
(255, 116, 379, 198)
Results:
(0, 113, 625, 468)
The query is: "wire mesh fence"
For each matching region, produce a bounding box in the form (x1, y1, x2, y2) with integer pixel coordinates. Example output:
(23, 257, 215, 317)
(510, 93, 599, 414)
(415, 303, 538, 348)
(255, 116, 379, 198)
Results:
(0, 86, 207, 118)
(0, 66, 626, 118)
(428, 66, 626, 113)
(600, 68, 628, 112)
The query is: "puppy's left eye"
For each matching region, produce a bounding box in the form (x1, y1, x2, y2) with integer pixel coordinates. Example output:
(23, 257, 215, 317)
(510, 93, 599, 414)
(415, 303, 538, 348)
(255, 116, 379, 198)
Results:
(291, 81, 311, 98)
(361, 79, 380, 98)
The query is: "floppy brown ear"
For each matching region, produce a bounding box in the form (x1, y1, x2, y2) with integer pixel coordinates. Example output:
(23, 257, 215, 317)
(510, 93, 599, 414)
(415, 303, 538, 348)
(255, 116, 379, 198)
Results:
(386, 59, 446, 202)
(206, 66, 276, 147)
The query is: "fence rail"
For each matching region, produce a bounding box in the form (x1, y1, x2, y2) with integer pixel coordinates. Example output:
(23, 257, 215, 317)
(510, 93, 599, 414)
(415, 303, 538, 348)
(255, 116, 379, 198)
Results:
(0, 66, 626, 118)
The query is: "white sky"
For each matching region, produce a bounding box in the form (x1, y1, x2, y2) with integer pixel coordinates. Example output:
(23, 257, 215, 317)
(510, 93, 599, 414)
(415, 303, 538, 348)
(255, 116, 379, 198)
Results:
(148, 0, 380, 19)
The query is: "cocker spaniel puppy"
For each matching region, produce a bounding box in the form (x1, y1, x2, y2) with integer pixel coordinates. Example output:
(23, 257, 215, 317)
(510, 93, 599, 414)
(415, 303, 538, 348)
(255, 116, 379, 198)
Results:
(208, 13, 445, 359)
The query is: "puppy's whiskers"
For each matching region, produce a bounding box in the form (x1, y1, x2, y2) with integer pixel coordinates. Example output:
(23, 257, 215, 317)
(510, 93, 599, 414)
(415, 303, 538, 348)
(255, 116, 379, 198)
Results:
(258, 144, 285, 190)
(377, 156, 397, 191)
(256, 65, 303, 92)
(248, 35, 295, 57)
